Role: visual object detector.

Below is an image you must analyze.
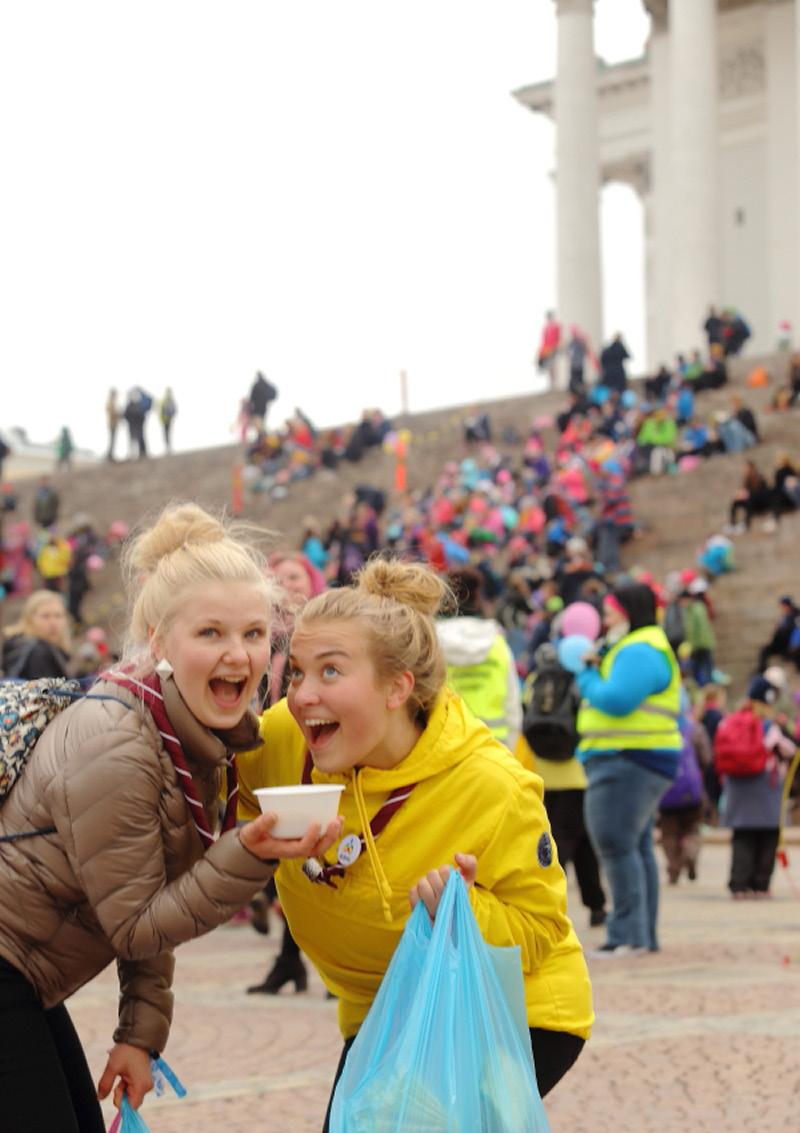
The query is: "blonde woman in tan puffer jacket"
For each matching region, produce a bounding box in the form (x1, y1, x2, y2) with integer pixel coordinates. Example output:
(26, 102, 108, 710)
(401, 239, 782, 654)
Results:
(0, 503, 343, 1133)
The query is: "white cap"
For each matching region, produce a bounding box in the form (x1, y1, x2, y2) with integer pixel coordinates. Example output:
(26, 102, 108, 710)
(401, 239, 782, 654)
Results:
(566, 536, 589, 558)
(764, 665, 787, 690)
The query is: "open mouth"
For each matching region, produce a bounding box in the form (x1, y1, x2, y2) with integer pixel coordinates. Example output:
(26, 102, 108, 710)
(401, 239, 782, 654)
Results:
(209, 677, 247, 706)
(305, 718, 340, 746)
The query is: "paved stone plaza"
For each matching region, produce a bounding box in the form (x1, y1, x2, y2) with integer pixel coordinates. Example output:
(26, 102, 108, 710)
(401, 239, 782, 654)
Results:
(73, 842, 800, 1133)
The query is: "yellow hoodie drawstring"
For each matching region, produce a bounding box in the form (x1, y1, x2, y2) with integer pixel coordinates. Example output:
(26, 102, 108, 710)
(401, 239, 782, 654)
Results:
(353, 768, 395, 923)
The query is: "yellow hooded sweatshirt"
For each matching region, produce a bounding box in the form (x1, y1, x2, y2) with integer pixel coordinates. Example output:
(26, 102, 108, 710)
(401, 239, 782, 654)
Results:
(237, 689, 593, 1041)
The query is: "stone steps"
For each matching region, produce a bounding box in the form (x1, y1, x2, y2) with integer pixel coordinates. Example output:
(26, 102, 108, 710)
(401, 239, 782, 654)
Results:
(2, 354, 798, 699)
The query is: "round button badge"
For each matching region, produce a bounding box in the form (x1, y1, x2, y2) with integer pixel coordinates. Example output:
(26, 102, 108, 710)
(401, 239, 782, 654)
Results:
(337, 833, 362, 867)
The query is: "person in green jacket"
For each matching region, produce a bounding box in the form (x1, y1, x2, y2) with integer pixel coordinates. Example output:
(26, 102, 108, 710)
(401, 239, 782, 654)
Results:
(679, 579, 716, 687)
(55, 426, 74, 471)
(636, 408, 677, 475)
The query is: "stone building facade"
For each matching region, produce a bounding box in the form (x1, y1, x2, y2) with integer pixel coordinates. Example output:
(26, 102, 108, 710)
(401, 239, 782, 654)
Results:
(514, 0, 799, 367)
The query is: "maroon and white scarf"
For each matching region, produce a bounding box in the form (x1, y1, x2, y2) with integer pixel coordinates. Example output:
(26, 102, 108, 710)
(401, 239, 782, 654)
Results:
(103, 670, 238, 848)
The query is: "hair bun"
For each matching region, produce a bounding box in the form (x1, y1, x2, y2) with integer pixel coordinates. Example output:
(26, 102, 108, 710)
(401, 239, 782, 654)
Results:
(357, 558, 450, 618)
(127, 503, 227, 577)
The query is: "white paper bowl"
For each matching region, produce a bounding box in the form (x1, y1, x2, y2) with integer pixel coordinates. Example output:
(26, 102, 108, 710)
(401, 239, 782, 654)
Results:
(253, 784, 345, 839)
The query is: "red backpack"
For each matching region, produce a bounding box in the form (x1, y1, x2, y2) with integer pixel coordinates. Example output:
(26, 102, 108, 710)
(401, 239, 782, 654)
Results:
(713, 708, 771, 778)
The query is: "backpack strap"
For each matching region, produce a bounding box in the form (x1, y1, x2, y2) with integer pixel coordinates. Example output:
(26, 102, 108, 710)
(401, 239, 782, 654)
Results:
(0, 679, 131, 842)
(0, 826, 56, 843)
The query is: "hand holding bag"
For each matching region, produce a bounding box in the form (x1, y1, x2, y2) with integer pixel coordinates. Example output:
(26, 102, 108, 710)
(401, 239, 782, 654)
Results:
(107, 1096, 154, 1133)
(330, 871, 550, 1132)
(106, 1057, 186, 1132)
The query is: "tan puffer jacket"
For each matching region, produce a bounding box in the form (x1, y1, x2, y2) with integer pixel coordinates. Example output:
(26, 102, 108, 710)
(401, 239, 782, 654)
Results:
(0, 678, 275, 1053)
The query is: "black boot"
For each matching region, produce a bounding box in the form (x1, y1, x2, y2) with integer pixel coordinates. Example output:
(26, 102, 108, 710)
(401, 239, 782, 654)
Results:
(249, 892, 271, 936)
(247, 953, 308, 994)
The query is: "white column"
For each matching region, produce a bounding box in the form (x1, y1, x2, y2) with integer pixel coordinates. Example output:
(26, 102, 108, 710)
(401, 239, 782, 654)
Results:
(766, 1, 798, 348)
(643, 190, 657, 369)
(668, 0, 718, 353)
(795, 0, 800, 338)
(646, 20, 671, 369)
(554, 0, 603, 357)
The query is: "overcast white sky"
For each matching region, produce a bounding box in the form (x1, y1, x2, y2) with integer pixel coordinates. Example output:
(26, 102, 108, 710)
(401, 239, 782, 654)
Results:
(1, 0, 651, 456)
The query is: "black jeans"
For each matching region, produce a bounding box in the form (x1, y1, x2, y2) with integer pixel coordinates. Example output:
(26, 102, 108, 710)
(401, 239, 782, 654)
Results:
(544, 789, 606, 914)
(322, 1027, 584, 1131)
(0, 958, 105, 1133)
(595, 520, 622, 575)
(729, 489, 779, 528)
(690, 648, 715, 687)
(730, 828, 780, 893)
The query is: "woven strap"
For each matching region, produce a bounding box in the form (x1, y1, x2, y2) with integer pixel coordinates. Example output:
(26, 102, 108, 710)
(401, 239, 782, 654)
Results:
(301, 751, 415, 885)
(104, 671, 237, 848)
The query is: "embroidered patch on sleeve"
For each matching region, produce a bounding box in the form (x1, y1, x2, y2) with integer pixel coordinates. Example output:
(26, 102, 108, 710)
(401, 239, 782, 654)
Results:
(537, 831, 553, 867)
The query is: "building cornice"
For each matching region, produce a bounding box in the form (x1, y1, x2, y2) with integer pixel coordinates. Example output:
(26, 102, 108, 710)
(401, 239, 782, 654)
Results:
(513, 56, 648, 118)
(554, 0, 595, 12)
(643, 0, 765, 18)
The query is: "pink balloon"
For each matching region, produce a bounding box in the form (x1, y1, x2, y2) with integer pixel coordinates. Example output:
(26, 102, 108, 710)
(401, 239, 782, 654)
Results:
(561, 601, 601, 640)
(86, 554, 105, 572)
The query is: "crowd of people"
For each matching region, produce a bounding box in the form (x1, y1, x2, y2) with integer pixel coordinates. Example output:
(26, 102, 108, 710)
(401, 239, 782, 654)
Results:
(0, 476, 129, 678)
(239, 387, 396, 503)
(725, 452, 800, 534)
(213, 326, 798, 987)
(533, 310, 800, 546)
(0, 316, 799, 1130)
(535, 303, 752, 399)
(104, 387, 177, 460)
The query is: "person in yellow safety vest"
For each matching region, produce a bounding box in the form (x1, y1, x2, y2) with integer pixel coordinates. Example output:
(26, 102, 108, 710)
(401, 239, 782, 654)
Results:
(576, 583, 681, 958)
(237, 558, 593, 1131)
(436, 565, 522, 749)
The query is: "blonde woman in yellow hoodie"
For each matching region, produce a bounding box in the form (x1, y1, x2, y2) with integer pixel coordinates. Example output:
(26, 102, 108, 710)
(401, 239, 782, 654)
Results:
(237, 559, 593, 1130)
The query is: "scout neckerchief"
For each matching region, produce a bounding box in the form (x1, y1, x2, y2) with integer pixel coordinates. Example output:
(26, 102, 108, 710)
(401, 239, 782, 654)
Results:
(103, 670, 238, 848)
(300, 751, 416, 888)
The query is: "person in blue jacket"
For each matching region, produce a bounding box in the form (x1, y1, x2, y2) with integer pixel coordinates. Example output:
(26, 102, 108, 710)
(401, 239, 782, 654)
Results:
(576, 584, 681, 956)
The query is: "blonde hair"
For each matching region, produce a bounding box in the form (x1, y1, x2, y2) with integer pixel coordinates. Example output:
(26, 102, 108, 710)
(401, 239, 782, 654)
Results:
(5, 590, 71, 651)
(121, 502, 275, 670)
(295, 557, 452, 720)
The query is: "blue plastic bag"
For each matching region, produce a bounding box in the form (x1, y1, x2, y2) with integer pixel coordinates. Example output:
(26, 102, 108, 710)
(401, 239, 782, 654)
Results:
(330, 872, 551, 1132)
(107, 1096, 153, 1133)
(106, 1058, 186, 1132)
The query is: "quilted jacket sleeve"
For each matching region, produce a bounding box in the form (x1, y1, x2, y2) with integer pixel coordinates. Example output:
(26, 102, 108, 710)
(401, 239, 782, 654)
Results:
(113, 952, 176, 1053)
(52, 712, 275, 962)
